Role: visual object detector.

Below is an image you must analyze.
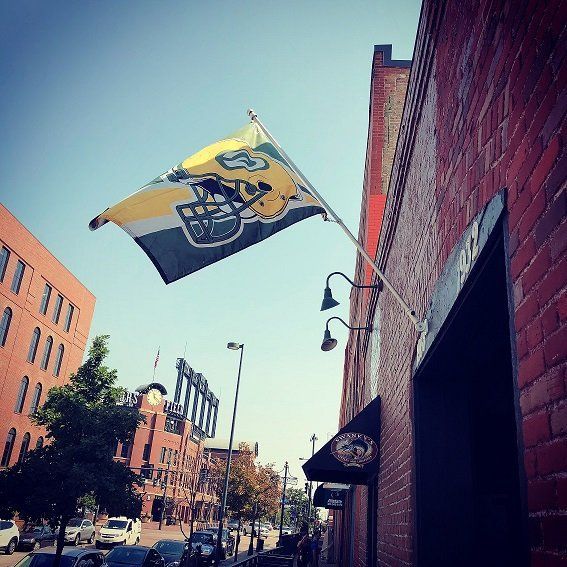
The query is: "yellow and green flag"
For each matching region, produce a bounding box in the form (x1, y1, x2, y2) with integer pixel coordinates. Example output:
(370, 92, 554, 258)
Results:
(89, 122, 324, 283)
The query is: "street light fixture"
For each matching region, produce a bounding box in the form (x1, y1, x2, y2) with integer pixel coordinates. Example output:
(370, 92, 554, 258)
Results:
(320, 271, 380, 311)
(215, 342, 244, 565)
(321, 317, 372, 351)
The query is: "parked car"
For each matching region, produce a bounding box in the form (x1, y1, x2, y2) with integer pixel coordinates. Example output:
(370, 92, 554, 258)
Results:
(95, 517, 141, 548)
(17, 525, 57, 551)
(258, 525, 270, 539)
(200, 529, 234, 559)
(151, 540, 187, 567)
(105, 546, 164, 567)
(13, 547, 105, 567)
(65, 518, 95, 546)
(188, 532, 215, 565)
(0, 519, 19, 555)
(226, 520, 239, 532)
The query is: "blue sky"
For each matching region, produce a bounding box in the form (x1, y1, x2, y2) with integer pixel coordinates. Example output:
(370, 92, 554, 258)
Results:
(0, 1, 420, 482)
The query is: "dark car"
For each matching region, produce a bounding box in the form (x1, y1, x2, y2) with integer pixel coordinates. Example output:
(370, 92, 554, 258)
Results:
(151, 540, 187, 567)
(187, 532, 215, 565)
(13, 547, 105, 567)
(17, 526, 57, 551)
(200, 529, 234, 560)
(105, 545, 164, 567)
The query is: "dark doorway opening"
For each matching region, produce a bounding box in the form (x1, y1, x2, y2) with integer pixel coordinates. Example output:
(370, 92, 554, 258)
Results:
(151, 496, 164, 521)
(413, 231, 527, 566)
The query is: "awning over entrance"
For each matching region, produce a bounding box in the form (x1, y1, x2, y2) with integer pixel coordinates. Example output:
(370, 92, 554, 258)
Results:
(313, 483, 350, 510)
(302, 396, 381, 485)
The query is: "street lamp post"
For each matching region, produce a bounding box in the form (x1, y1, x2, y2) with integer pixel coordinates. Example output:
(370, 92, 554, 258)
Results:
(215, 342, 244, 565)
(306, 434, 317, 528)
(247, 503, 257, 556)
(159, 450, 172, 530)
(278, 461, 289, 546)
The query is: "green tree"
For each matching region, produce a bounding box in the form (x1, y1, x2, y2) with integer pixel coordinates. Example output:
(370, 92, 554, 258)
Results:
(221, 443, 256, 522)
(284, 487, 309, 526)
(0, 335, 144, 567)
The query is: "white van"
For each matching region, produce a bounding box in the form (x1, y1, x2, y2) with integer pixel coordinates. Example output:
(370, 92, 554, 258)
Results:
(95, 517, 141, 548)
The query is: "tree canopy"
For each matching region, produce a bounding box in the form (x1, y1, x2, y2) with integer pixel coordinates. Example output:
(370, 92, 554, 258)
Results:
(217, 443, 281, 522)
(0, 335, 144, 567)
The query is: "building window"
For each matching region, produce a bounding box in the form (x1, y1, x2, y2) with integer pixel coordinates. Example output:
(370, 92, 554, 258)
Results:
(53, 344, 64, 377)
(64, 304, 74, 332)
(40, 337, 53, 370)
(143, 443, 151, 461)
(29, 383, 42, 414)
(11, 260, 25, 294)
(160, 447, 166, 464)
(40, 284, 52, 315)
(141, 464, 154, 480)
(1, 428, 16, 467)
(0, 247, 10, 282)
(120, 443, 130, 458)
(52, 294, 63, 324)
(27, 327, 41, 363)
(0, 307, 12, 347)
(14, 376, 29, 413)
(18, 433, 30, 463)
(35, 436, 44, 449)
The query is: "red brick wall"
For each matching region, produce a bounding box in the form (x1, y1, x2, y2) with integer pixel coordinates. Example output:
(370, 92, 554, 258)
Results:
(350, 1, 566, 565)
(0, 204, 95, 466)
(118, 395, 217, 526)
(340, 46, 411, 567)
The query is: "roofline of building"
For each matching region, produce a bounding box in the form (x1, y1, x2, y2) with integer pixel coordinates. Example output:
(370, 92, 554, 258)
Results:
(373, 44, 412, 68)
(0, 204, 96, 301)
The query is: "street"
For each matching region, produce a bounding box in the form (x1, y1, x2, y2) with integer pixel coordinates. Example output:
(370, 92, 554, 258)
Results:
(0, 525, 278, 567)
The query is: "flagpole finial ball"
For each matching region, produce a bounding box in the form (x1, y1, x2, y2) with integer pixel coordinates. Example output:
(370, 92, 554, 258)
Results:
(247, 109, 257, 120)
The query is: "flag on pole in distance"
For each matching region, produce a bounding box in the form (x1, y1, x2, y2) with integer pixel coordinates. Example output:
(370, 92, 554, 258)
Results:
(89, 122, 325, 284)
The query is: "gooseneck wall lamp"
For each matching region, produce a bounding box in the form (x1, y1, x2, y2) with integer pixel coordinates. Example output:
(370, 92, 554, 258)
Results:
(321, 316, 372, 351)
(321, 271, 381, 311)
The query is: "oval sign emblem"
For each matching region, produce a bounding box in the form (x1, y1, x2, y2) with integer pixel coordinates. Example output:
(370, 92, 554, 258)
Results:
(331, 433, 378, 468)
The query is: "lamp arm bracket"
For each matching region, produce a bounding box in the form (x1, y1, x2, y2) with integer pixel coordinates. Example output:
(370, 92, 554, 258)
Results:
(326, 316, 372, 332)
(326, 271, 379, 290)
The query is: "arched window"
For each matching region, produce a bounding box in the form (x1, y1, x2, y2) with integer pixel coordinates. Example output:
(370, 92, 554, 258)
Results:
(1, 428, 16, 467)
(0, 307, 12, 347)
(18, 433, 30, 463)
(14, 376, 29, 413)
(29, 383, 42, 414)
(53, 344, 64, 377)
(27, 327, 41, 363)
(35, 436, 44, 449)
(40, 336, 53, 370)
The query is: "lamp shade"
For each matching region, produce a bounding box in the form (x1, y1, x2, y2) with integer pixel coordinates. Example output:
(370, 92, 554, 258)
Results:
(320, 287, 340, 311)
(321, 329, 338, 351)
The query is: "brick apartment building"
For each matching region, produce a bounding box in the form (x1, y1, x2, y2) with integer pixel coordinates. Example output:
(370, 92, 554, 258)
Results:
(334, 1, 566, 566)
(115, 359, 221, 528)
(0, 204, 95, 468)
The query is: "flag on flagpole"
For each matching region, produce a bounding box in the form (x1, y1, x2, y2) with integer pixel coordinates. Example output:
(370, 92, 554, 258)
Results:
(154, 348, 160, 369)
(89, 122, 324, 283)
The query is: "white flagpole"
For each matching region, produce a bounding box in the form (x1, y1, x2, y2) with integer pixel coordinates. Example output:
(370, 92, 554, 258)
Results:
(247, 109, 425, 332)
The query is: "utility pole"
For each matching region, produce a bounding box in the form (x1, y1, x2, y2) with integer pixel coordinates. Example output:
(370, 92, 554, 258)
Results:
(306, 434, 317, 529)
(159, 449, 172, 530)
(278, 461, 289, 546)
(247, 503, 257, 556)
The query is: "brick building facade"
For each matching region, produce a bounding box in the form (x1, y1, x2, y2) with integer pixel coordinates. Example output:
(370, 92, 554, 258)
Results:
(115, 362, 220, 528)
(338, 1, 566, 565)
(339, 45, 410, 566)
(0, 204, 95, 468)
